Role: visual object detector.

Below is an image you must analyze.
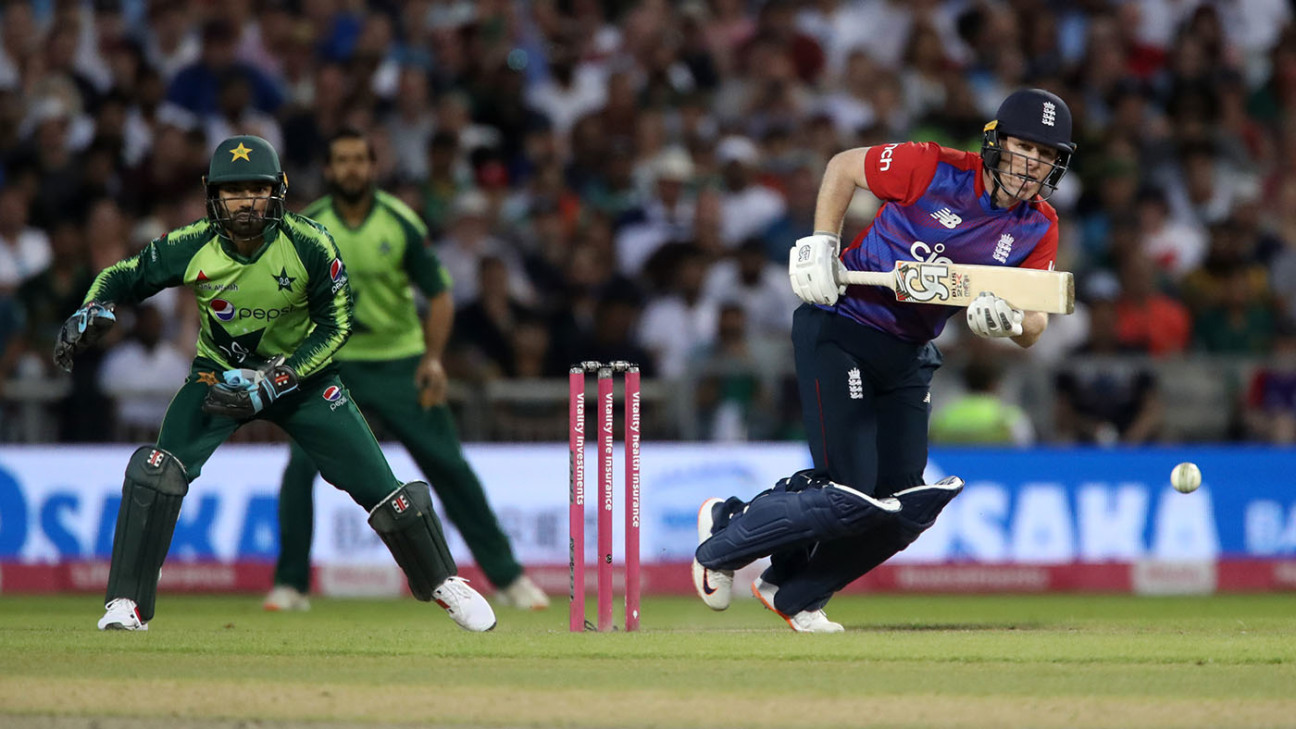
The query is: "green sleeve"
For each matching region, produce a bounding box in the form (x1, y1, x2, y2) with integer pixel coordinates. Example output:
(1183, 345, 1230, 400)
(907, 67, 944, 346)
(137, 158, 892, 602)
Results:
(389, 199, 451, 297)
(82, 223, 207, 305)
(403, 231, 452, 298)
(282, 216, 353, 377)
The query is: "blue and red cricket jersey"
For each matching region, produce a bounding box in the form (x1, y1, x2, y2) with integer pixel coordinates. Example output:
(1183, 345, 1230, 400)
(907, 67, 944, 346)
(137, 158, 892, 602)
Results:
(836, 142, 1060, 342)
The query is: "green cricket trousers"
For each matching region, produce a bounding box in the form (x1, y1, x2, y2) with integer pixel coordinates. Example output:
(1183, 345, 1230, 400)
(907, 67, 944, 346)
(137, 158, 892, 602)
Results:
(275, 355, 522, 592)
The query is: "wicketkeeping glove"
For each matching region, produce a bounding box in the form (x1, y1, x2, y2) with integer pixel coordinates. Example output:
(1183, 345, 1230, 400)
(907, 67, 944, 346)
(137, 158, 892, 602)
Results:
(966, 291, 1024, 339)
(53, 301, 116, 372)
(201, 355, 299, 419)
(789, 232, 847, 306)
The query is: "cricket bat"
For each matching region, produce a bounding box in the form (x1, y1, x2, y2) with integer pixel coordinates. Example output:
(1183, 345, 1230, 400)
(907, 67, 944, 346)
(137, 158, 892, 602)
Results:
(840, 261, 1075, 314)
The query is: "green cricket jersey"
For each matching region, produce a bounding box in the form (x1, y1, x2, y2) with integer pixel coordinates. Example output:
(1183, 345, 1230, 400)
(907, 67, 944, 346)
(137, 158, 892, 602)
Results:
(84, 214, 352, 377)
(301, 190, 450, 361)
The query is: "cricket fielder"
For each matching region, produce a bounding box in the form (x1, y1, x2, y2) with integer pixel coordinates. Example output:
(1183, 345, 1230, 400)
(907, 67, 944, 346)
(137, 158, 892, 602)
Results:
(56, 135, 496, 632)
(264, 129, 547, 612)
(692, 89, 1076, 631)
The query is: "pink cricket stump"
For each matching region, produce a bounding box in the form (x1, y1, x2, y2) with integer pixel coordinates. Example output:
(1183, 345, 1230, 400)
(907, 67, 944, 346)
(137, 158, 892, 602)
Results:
(597, 367, 614, 633)
(624, 366, 641, 632)
(568, 367, 586, 633)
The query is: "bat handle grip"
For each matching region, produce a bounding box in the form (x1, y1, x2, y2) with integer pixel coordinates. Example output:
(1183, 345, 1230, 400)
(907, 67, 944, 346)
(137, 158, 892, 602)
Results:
(839, 270, 896, 290)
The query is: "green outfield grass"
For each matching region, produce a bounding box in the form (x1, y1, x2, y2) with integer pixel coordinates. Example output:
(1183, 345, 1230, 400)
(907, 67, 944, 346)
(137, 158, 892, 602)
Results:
(1, 593, 1295, 729)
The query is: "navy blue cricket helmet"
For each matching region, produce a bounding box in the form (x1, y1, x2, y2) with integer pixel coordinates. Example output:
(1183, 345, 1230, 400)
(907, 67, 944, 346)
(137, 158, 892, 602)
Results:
(981, 88, 1075, 201)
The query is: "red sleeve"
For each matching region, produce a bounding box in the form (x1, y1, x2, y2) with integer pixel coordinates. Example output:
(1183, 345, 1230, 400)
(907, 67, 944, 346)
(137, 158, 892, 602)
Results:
(863, 142, 941, 206)
(1018, 202, 1059, 271)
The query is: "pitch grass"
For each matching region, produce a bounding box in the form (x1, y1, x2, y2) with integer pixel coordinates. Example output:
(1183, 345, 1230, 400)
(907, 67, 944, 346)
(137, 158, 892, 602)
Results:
(1, 594, 1295, 729)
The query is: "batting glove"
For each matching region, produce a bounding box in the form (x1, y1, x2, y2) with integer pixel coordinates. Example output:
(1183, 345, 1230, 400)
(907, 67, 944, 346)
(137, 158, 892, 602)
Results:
(966, 291, 1024, 339)
(789, 232, 846, 306)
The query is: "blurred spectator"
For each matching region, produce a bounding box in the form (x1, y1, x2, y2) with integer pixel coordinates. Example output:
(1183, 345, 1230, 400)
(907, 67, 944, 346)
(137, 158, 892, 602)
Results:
(1180, 220, 1270, 314)
(97, 303, 189, 440)
(701, 239, 797, 338)
(436, 190, 533, 307)
(638, 246, 715, 379)
(384, 66, 435, 182)
(421, 130, 471, 238)
(1138, 186, 1207, 280)
(16, 219, 93, 375)
(1242, 319, 1296, 443)
(715, 135, 786, 248)
(0, 186, 53, 294)
(1055, 275, 1163, 445)
(1193, 265, 1276, 354)
(524, 38, 607, 136)
(1114, 249, 1191, 355)
(615, 147, 696, 276)
(762, 160, 819, 263)
(167, 20, 283, 118)
(691, 303, 781, 441)
(451, 256, 536, 380)
(203, 72, 283, 152)
(930, 359, 1035, 446)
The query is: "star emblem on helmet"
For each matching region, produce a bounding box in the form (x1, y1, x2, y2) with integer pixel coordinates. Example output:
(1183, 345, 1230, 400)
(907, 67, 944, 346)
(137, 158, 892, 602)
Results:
(273, 266, 296, 291)
(229, 142, 252, 162)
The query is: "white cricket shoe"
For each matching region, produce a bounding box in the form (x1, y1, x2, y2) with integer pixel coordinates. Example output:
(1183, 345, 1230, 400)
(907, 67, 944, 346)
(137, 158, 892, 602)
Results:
(752, 577, 844, 633)
(98, 597, 148, 631)
(495, 574, 550, 610)
(433, 577, 497, 631)
(263, 585, 311, 612)
(692, 497, 734, 610)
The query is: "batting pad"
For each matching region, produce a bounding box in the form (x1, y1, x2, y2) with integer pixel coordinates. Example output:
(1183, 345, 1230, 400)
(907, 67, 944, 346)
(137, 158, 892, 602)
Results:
(696, 478, 901, 571)
(367, 481, 457, 601)
(105, 446, 189, 622)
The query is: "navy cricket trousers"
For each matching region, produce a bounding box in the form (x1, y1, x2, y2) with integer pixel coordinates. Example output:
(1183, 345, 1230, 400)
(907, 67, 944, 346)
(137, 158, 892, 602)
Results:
(761, 304, 942, 613)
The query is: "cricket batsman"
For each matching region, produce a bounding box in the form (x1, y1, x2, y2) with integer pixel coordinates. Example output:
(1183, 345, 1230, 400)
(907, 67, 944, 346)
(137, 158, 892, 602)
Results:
(692, 89, 1076, 631)
(264, 129, 547, 612)
(56, 135, 496, 632)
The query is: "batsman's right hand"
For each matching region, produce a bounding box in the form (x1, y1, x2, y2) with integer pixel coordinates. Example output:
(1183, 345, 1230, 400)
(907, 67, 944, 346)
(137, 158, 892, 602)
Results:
(789, 233, 846, 306)
(53, 301, 116, 372)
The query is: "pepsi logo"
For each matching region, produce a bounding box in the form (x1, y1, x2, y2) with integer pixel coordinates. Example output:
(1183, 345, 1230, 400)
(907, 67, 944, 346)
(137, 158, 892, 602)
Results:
(211, 299, 236, 322)
(330, 258, 344, 281)
(322, 386, 342, 402)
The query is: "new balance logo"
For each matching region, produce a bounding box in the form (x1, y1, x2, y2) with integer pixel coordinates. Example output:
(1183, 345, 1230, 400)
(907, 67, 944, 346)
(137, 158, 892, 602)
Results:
(993, 233, 1015, 263)
(847, 368, 863, 400)
(1042, 101, 1056, 127)
(931, 208, 962, 229)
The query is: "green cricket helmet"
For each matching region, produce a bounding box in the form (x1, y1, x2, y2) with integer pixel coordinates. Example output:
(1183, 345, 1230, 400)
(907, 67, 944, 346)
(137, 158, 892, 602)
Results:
(203, 135, 289, 239)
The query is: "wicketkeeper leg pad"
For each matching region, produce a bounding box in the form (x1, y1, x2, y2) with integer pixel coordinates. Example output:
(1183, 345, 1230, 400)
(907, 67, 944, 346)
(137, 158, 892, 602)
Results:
(695, 475, 902, 572)
(367, 481, 457, 601)
(105, 446, 189, 622)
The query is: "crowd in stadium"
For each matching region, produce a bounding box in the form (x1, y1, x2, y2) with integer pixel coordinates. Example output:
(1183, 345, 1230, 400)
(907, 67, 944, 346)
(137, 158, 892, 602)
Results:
(2, 0, 1295, 445)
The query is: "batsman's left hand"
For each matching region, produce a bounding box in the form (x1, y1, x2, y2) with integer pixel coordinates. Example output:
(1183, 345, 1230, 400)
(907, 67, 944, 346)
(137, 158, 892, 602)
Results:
(202, 355, 299, 419)
(966, 291, 1024, 339)
(416, 355, 448, 408)
(53, 301, 116, 373)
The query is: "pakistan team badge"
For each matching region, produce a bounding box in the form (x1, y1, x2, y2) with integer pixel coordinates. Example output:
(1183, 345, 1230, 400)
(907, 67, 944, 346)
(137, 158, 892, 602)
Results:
(273, 266, 295, 291)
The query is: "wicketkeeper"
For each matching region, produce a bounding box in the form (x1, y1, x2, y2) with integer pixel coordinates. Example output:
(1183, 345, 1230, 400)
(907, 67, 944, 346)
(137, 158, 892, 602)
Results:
(692, 89, 1077, 631)
(56, 135, 496, 632)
